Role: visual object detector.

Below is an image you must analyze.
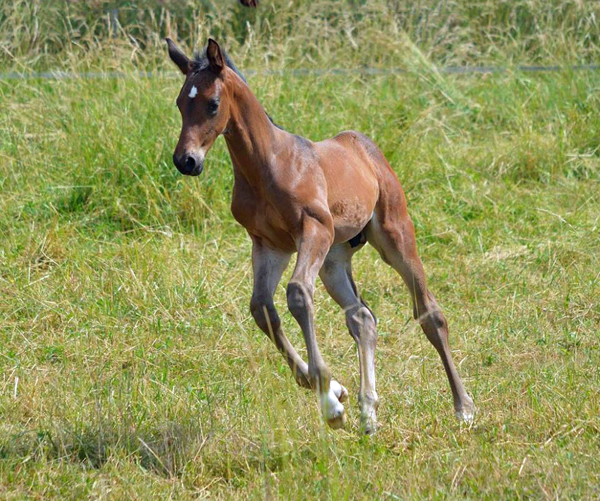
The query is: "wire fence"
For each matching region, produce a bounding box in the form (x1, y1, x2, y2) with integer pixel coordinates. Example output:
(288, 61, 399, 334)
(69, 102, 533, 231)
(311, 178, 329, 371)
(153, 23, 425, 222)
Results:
(1, 64, 599, 80)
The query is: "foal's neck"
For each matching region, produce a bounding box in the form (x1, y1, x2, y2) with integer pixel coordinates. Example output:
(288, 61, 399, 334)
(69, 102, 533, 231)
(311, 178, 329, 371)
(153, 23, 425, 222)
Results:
(223, 76, 289, 186)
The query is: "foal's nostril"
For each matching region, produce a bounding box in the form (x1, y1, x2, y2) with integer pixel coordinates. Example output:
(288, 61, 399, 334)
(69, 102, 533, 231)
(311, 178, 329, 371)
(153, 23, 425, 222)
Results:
(173, 152, 202, 175)
(185, 155, 196, 171)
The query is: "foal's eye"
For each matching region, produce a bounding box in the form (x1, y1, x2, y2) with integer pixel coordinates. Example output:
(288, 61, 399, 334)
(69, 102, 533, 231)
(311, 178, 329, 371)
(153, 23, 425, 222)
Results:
(207, 100, 219, 116)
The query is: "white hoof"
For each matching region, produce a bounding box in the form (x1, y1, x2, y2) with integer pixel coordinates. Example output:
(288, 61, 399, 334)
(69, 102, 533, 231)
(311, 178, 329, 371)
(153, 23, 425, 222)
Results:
(320, 385, 346, 429)
(456, 409, 475, 423)
(455, 398, 476, 423)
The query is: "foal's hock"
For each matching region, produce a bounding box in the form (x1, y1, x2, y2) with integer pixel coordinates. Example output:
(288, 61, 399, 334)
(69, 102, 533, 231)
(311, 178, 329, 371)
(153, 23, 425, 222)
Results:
(166, 37, 475, 433)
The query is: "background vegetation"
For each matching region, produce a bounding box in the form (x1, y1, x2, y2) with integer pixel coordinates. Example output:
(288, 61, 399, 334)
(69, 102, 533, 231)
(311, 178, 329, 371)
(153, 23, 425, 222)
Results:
(2, 0, 600, 70)
(1, 0, 599, 499)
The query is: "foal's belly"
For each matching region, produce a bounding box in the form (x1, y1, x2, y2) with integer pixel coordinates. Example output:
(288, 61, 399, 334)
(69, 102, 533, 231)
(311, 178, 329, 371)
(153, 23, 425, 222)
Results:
(330, 202, 375, 244)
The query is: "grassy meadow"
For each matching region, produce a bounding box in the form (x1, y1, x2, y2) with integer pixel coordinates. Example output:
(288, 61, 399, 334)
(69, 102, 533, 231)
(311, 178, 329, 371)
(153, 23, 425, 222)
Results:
(1, 1, 600, 499)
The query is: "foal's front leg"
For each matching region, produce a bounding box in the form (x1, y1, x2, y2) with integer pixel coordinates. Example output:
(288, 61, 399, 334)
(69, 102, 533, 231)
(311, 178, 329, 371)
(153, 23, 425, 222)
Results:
(250, 237, 312, 388)
(286, 217, 347, 428)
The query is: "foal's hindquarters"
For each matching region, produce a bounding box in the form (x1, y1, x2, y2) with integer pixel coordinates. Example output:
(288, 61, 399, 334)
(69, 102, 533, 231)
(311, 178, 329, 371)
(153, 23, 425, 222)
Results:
(251, 133, 475, 434)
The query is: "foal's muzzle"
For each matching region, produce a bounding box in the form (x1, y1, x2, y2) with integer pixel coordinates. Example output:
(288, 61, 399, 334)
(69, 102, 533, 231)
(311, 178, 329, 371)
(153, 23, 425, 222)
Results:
(173, 152, 204, 176)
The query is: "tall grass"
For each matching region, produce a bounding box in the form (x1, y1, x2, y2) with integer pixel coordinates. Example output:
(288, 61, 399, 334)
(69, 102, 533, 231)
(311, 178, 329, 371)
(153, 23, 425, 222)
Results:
(1, 0, 600, 71)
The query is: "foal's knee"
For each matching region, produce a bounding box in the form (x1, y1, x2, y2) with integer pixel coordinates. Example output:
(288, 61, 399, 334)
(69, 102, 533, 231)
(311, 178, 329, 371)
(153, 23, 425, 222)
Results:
(286, 281, 313, 319)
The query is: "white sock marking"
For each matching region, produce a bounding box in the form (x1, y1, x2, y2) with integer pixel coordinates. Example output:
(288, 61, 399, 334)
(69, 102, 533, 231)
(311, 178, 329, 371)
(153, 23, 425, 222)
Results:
(320, 384, 344, 420)
(330, 380, 343, 399)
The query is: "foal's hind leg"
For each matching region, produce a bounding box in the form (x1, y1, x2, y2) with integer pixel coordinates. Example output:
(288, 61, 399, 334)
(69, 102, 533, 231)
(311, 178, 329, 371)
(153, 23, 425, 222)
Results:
(250, 237, 312, 389)
(320, 243, 379, 434)
(366, 211, 475, 421)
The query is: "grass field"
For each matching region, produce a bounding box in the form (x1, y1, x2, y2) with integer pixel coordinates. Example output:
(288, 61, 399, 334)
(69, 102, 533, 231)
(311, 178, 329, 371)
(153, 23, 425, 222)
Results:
(1, 1, 600, 499)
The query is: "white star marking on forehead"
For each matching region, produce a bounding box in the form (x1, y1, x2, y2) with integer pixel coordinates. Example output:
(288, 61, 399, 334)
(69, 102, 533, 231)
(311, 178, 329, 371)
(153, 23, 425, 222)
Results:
(188, 85, 198, 99)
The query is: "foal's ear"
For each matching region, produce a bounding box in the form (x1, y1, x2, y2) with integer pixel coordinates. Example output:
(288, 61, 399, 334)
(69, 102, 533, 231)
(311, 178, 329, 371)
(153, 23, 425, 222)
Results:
(165, 38, 191, 75)
(206, 38, 225, 73)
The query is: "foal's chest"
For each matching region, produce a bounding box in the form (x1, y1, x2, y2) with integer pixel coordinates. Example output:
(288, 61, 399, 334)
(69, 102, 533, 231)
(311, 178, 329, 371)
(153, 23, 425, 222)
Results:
(230, 179, 296, 251)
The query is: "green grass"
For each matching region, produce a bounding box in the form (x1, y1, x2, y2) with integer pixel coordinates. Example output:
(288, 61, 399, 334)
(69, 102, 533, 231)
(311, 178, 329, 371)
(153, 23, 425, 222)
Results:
(1, 5, 600, 497)
(2, 0, 600, 70)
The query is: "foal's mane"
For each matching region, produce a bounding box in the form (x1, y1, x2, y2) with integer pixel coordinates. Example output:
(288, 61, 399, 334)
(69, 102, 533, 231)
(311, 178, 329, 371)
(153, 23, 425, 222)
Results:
(192, 46, 248, 84)
(192, 45, 283, 130)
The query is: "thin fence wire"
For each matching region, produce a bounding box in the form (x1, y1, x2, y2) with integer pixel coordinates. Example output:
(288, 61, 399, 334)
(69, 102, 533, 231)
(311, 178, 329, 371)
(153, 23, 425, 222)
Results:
(1, 64, 599, 80)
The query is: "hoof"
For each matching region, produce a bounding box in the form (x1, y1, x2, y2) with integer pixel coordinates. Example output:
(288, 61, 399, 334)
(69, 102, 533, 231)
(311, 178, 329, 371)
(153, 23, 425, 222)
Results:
(360, 409, 378, 435)
(455, 397, 476, 423)
(330, 380, 348, 403)
(320, 384, 346, 430)
(456, 408, 475, 423)
(327, 411, 347, 430)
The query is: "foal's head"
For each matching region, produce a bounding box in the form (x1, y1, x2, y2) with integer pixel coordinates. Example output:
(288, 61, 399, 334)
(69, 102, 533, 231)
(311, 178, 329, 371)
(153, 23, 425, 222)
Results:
(166, 38, 234, 176)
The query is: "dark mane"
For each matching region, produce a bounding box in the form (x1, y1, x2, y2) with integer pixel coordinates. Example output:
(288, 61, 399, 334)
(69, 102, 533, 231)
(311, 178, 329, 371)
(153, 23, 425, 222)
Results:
(192, 45, 283, 130)
(192, 46, 248, 84)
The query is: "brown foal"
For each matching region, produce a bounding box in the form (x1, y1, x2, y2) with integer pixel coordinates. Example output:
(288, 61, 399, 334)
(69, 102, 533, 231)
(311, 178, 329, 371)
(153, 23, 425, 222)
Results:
(166, 38, 475, 433)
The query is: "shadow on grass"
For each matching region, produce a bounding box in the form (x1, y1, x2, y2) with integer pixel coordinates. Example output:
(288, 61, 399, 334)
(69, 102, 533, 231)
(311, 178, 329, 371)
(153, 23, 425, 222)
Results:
(0, 420, 209, 477)
(0, 419, 306, 484)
